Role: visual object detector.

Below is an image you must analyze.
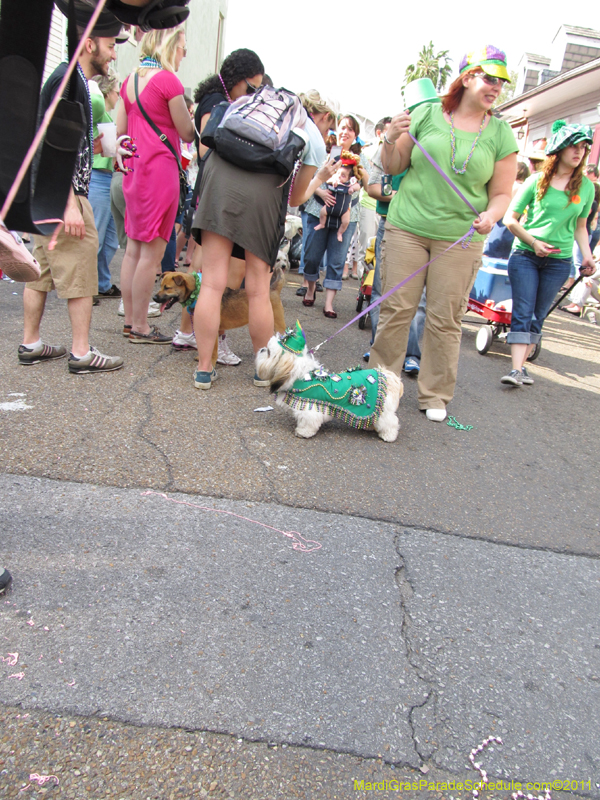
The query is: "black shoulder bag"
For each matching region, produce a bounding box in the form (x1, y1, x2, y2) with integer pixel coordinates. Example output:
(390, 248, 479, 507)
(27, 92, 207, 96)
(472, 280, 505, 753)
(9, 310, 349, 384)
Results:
(134, 72, 188, 216)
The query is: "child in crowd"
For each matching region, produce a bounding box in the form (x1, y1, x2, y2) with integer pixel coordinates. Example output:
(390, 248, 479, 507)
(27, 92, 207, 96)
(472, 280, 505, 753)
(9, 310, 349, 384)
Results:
(314, 152, 363, 242)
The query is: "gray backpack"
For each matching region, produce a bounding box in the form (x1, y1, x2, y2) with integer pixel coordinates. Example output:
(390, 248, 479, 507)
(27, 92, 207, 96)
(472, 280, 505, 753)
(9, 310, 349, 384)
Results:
(212, 86, 309, 178)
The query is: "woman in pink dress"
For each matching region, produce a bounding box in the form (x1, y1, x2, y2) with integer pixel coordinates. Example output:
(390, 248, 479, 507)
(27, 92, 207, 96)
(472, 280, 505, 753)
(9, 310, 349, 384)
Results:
(117, 26, 194, 343)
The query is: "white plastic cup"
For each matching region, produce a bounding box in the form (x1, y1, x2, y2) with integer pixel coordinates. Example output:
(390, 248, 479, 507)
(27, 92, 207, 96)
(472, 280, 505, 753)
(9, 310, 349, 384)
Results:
(97, 122, 117, 157)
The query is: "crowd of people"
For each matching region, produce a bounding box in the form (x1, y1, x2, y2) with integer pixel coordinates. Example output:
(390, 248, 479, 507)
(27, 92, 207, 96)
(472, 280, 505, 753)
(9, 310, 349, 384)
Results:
(13, 20, 599, 420)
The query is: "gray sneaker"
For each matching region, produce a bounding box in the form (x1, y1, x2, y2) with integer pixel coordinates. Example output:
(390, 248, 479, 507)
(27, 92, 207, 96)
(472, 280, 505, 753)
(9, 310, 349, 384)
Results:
(500, 368, 523, 386)
(520, 367, 534, 385)
(18, 342, 67, 365)
(68, 346, 124, 374)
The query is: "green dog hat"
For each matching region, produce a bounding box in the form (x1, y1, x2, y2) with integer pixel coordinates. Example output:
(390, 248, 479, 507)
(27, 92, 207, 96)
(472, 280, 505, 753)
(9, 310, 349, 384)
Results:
(277, 321, 307, 354)
(546, 119, 593, 155)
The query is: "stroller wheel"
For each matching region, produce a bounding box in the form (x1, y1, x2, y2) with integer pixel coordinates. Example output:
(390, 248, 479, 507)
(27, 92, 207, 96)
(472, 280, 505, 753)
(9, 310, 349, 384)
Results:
(356, 295, 364, 314)
(475, 324, 494, 354)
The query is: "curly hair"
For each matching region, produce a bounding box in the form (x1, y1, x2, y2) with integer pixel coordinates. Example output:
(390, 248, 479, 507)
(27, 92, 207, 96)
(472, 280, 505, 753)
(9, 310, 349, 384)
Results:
(340, 150, 364, 181)
(537, 146, 590, 204)
(194, 49, 264, 105)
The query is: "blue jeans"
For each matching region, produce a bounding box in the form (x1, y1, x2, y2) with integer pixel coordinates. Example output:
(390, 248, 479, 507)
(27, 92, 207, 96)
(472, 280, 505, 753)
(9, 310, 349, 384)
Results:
(302, 212, 357, 291)
(161, 225, 177, 273)
(370, 216, 385, 343)
(88, 169, 119, 293)
(507, 249, 572, 344)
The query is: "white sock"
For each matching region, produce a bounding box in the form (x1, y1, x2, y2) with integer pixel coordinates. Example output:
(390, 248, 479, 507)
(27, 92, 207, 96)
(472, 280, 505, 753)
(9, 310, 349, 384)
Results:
(71, 349, 91, 360)
(22, 338, 42, 350)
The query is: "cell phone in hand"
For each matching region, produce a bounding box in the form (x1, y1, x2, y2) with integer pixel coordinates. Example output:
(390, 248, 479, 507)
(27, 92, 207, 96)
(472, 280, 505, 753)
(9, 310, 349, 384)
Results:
(546, 247, 561, 254)
(329, 145, 342, 161)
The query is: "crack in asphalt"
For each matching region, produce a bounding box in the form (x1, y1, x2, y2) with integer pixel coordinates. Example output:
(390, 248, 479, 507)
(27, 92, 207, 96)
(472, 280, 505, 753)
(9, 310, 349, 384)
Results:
(394, 541, 437, 768)
(123, 348, 176, 491)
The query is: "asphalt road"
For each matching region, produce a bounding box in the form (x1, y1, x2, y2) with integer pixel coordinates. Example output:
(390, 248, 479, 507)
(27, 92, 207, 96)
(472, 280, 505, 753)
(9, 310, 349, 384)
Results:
(1, 256, 599, 799)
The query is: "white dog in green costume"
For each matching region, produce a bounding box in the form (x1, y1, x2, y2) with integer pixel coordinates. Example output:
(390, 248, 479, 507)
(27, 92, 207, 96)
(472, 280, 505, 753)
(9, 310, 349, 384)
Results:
(255, 321, 403, 442)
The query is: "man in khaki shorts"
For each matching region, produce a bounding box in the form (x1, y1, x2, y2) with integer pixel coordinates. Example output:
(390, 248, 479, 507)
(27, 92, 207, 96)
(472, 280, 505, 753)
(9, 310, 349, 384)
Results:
(18, 11, 124, 374)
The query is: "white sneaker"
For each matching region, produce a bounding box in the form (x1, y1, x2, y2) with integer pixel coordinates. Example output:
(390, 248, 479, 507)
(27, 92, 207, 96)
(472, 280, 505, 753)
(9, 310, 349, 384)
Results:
(118, 299, 161, 317)
(217, 333, 241, 365)
(425, 408, 447, 422)
(172, 330, 197, 350)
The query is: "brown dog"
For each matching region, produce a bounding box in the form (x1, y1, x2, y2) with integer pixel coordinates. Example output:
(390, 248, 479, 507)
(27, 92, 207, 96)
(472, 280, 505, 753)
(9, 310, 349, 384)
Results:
(153, 268, 286, 366)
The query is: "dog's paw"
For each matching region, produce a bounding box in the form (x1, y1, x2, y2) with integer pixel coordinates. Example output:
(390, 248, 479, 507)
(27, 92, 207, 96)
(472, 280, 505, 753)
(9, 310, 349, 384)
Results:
(377, 422, 400, 443)
(294, 426, 318, 439)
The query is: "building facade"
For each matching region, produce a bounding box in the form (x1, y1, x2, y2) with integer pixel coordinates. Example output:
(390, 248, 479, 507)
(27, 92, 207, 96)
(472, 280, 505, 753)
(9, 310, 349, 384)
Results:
(497, 25, 600, 166)
(42, 0, 228, 99)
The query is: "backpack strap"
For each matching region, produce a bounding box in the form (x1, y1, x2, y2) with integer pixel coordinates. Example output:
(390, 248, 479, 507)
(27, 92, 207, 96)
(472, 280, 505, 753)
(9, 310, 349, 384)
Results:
(134, 72, 183, 172)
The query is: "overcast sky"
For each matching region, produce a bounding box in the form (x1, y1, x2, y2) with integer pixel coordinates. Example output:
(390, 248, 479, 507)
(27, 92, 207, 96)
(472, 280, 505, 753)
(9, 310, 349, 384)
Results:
(224, 1, 598, 122)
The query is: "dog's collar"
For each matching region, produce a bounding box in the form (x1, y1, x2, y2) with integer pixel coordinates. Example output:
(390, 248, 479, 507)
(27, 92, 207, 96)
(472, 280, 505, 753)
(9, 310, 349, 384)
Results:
(181, 272, 202, 310)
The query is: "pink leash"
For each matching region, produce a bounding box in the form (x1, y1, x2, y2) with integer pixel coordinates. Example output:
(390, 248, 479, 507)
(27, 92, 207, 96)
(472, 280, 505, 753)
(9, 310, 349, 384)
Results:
(141, 491, 322, 553)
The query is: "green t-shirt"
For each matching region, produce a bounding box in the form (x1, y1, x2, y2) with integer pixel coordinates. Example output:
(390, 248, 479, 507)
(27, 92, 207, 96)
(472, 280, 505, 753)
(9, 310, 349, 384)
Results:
(510, 172, 594, 258)
(359, 188, 377, 211)
(386, 102, 518, 242)
(376, 172, 406, 217)
(90, 82, 114, 172)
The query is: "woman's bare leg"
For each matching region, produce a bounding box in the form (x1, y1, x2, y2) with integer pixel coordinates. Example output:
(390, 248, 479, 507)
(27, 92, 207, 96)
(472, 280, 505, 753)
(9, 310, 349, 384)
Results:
(130, 238, 168, 334)
(244, 251, 274, 353)
(194, 231, 232, 372)
(120, 238, 141, 328)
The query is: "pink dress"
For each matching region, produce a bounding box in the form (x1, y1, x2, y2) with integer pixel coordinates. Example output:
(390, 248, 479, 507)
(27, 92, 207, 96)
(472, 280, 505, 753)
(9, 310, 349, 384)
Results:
(121, 70, 184, 242)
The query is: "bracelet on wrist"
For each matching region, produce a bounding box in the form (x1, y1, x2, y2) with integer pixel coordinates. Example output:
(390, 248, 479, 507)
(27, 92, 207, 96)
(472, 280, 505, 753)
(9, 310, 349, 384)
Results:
(383, 133, 395, 146)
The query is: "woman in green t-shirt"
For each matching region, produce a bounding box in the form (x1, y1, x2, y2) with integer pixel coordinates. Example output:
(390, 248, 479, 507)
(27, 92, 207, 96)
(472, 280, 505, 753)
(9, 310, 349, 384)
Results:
(370, 46, 518, 422)
(500, 121, 595, 387)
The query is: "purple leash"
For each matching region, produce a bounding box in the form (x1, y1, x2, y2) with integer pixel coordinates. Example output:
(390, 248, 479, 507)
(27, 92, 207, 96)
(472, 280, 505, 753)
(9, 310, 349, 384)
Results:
(309, 133, 480, 355)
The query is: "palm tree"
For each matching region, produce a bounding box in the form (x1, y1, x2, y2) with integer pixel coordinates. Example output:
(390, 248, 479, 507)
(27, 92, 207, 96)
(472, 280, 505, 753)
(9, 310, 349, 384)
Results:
(404, 42, 453, 92)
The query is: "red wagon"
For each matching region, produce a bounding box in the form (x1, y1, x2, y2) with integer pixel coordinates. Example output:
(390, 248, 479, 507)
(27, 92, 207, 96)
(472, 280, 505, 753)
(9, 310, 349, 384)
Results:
(467, 258, 541, 361)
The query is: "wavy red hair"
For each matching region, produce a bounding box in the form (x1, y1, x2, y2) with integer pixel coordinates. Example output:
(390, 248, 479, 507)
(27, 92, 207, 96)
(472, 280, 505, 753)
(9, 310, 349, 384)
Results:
(537, 146, 590, 203)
